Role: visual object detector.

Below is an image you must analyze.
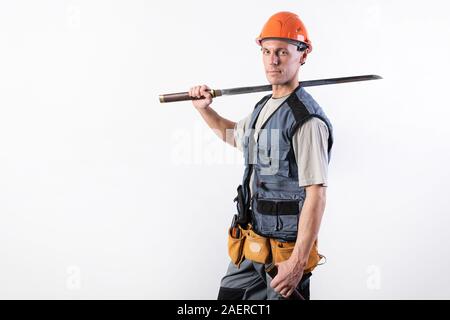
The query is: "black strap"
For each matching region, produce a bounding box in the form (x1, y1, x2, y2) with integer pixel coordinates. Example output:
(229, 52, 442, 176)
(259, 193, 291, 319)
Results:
(286, 89, 333, 153)
(256, 199, 299, 215)
(242, 94, 272, 209)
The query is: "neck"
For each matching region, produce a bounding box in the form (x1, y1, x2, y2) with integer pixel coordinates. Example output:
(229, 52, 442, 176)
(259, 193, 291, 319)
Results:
(271, 77, 299, 98)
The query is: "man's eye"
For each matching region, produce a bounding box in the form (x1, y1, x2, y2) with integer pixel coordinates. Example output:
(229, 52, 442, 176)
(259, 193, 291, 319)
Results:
(280, 51, 288, 55)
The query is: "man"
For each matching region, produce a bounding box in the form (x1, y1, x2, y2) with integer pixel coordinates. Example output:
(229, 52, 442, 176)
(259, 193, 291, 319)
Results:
(189, 12, 333, 300)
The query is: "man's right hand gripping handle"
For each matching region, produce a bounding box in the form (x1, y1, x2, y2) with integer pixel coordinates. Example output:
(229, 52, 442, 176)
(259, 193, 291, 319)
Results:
(189, 85, 213, 110)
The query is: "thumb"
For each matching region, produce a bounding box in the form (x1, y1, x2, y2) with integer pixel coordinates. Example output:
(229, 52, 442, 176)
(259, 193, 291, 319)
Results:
(202, 90, 213, 101)
(270, 274, 279, 288)
(200, 86, 211, 97)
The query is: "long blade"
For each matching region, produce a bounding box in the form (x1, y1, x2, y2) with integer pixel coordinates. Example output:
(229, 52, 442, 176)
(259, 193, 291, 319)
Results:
(221, 74, 382, 96)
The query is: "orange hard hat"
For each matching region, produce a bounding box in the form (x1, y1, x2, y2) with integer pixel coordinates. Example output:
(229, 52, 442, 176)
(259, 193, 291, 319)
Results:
(256, 11, 312, 54)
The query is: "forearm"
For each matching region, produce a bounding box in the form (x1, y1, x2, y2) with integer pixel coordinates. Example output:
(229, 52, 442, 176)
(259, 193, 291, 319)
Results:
(196, 106, 236, 146)
(291, 188, 326, 268)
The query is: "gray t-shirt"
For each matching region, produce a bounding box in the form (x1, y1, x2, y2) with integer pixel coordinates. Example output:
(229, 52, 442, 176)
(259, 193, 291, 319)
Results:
(234, 95, 329, 196)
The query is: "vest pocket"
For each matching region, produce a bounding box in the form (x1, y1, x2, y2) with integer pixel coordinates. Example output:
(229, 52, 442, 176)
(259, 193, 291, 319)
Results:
(257, 199, 299, 215)
(254, 199, 299, 234)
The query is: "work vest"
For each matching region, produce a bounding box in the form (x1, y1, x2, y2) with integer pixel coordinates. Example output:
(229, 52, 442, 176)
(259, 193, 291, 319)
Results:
(241, 85, 334, 242)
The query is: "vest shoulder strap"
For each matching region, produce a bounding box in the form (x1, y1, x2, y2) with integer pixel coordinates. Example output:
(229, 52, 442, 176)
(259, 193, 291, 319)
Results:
(285, 91, 312, 123)
(286, 92, 333, 153)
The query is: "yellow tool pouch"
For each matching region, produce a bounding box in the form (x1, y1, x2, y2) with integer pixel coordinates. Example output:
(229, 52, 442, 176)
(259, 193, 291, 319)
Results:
(242, 226, 271, 264)
(227, 225, 271, 267)
(270, 238, 324, 273)
(227, 226, 245, 267)
(227, 224, 324, 271)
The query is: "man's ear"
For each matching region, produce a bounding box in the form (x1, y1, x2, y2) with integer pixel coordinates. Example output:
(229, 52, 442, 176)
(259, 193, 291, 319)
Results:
(300, 51, 307, 65)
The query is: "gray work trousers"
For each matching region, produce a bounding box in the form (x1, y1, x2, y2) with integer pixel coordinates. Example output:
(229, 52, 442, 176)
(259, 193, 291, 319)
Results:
(217, 259, 312, 300)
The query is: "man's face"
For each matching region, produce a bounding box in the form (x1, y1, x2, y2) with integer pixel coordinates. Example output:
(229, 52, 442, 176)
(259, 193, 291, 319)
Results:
(261, 39, 306, 85)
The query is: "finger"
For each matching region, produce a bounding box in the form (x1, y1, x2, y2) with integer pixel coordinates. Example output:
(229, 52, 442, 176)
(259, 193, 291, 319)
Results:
(195, 86, 201, 98)
(270, 276, 279, 288)
(280, 288, 289, 298)
(286, 288, 294, 298)
(200, 85, 210, 97)
(203, 92, 212, 101)
(200, 84, 211, 93)
(282, 286, 295, 299)
(200, 86, 211, 97)
(277, 285, 290, 297)
(287, 288, 295, 297)
(273, 283, 286, 295)
(202, 90, 212, 99)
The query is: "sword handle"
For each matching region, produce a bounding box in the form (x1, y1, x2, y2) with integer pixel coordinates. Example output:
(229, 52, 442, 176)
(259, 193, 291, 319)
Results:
(265, 263, 305, 300)
(159, 89, 222, 103)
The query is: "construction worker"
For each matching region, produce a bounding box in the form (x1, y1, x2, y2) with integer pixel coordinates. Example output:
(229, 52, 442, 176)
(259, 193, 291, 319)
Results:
(189, 11, 333, 300)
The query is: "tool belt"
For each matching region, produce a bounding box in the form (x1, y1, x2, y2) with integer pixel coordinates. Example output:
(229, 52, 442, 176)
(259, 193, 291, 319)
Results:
(228, 223, 324, 273)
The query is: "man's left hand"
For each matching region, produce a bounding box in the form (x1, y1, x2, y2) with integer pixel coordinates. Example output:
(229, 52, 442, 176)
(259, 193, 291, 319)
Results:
(269, 258, 305, 298)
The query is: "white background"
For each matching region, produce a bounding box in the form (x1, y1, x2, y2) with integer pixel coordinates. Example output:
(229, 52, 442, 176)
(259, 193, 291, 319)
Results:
(0, 0, 449, 299)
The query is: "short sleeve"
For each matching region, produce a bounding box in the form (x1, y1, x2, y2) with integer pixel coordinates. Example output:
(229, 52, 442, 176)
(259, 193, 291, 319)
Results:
(234, 113, 251, 152)
(292, 117, 329, 187)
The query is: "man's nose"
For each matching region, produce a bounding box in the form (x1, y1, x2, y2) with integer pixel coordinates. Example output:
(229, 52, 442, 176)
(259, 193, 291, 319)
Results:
(269, 53, 279, 65)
